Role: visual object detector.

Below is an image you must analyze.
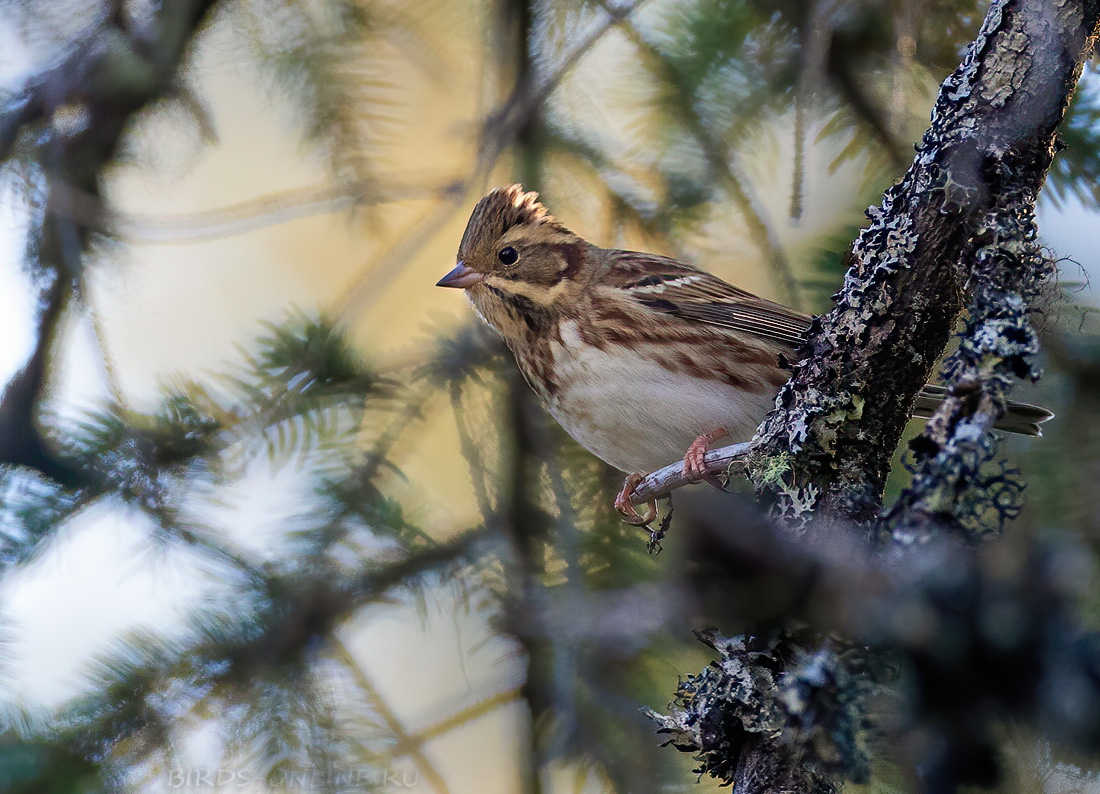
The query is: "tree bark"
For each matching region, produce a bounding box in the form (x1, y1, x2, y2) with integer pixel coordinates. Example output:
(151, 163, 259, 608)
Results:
(648, 2, 1100, 792)
(748, 0, 1100, 529)
(742, 0, 1100, 788)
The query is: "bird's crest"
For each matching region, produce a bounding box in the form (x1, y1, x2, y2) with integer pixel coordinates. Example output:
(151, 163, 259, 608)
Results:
(461, 184, 566, 248)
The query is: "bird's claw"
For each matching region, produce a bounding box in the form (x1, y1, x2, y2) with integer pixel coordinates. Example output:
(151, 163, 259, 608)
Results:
(682, 428, 729, 482)
(646, 499, 674, 553)
(615, 473, 657, 526)
(683, 443, 707, 482)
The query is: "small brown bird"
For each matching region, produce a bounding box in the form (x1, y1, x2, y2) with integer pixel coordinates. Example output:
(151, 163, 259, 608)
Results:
(437, 185, 1052, 523)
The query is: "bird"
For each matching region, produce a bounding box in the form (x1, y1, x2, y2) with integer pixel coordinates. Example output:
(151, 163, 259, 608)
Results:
(436, 185, 1053, 524)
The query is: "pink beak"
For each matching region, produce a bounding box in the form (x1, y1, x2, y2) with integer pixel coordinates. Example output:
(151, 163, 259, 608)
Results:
(436, 261, 485, 289)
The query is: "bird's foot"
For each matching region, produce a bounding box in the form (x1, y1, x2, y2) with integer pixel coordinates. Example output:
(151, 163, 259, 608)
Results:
(683, 428, 730, 481)
(615, 473, 657, 526)
(645, 498, 674, 554)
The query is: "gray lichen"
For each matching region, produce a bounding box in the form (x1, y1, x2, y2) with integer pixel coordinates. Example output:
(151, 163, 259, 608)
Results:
(747, 0, 1080, 529)
(644, 630, 871, 791)
(886, 194, 1054, 542)
(690, 0, 1100, 789)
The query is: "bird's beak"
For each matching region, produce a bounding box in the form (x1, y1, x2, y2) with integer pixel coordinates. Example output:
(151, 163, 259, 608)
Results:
(436, 261, 485, 289)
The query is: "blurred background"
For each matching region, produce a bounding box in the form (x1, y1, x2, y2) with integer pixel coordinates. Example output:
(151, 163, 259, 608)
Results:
(0, 0, 1099, 792)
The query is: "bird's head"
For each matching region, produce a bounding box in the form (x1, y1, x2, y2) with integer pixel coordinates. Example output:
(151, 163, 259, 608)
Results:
(437, 185, 588, 341)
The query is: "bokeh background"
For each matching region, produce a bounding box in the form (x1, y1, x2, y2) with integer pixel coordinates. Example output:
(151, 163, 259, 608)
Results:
(1, 0, 1099, 792)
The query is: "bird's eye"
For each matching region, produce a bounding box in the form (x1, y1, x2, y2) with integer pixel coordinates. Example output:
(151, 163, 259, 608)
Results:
(498, 246, 519, 266)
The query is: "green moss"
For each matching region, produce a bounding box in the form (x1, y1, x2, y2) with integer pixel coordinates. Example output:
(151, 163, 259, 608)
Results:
(750, 451, 794, 488)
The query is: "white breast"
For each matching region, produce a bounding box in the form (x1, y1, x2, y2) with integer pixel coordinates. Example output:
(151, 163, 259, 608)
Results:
(545, 321, 775, 473)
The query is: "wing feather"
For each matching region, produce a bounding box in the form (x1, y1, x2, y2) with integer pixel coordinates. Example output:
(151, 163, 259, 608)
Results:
(592, 251, 1054, 436)
(600, 250, 811, 348)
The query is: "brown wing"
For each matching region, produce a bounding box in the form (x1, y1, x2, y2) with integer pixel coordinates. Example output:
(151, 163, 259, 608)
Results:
(600, 250, 811, 348)
(596, 251, 1056, 435)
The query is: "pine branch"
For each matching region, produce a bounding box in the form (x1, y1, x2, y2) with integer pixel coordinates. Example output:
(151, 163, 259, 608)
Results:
(0, 0, 225, 487)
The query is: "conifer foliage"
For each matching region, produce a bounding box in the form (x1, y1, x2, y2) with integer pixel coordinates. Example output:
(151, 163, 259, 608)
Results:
(2, 1, 1100, 793)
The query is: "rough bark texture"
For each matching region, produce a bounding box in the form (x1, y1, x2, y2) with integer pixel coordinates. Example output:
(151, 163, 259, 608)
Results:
(748, 0, 1100, 529)
(645, 630, 868, 793)
(648, 501, 1100, 791)
(651, 2, 1100, 792)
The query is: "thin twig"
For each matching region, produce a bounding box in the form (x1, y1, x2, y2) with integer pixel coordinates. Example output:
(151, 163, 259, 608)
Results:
(629, 441, 752, 504)
(412, 688, 524, 744)
(330, 191, 466, 324)
(332, 0, 651, 327)
(608, 12, 804, 311)
(449, 380, 495, 522)
(330, 635, 451, 794)
(476, 0, 650, 169)
(81, 286, 126, 406)
(117, 179, 446, 245)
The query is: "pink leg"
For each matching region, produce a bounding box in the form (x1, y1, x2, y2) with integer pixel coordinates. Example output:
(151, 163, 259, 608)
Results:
(683, 428, 729, 481)
(615, 473, 657, 526)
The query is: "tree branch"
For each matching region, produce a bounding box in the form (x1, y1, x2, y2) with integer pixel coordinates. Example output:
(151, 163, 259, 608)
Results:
(747, 0, 1100, 528)
(647, 503, 1100, 790)
(629, 442, 751, 504)
(631, 3, 1100, 525)
(642, 2, 1100, 791)
(0, 0, 225, 485)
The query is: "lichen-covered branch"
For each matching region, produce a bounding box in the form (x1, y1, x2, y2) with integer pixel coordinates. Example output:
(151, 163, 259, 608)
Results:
(748, 0, 1100, 528)
(645, 630, 869, 794)
(644, 506, 1100, 790)
(631, 1, 1098, 529)
(647, 2, 1100, 791)
(884, 174, 1055, 542)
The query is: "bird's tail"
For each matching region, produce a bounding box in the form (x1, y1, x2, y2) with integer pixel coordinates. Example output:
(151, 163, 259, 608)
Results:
(914, 385, 1054, 437)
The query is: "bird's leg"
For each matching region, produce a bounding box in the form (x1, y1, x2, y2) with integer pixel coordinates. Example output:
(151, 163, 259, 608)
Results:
(683, 428, 729, 481)
(646, 496, 674, 553)
(615, 472, 657, 526)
